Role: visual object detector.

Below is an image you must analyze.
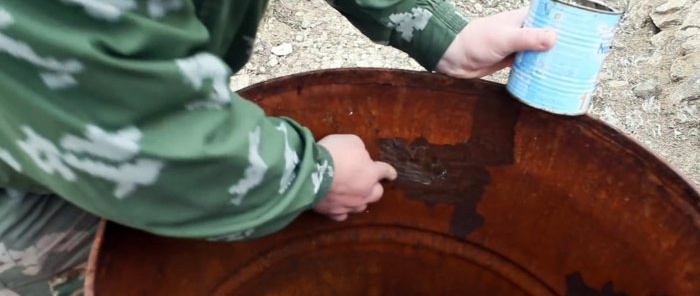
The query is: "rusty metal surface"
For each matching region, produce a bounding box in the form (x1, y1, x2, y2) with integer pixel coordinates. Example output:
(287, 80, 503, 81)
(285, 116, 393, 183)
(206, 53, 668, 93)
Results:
(85, 69, 700, 296)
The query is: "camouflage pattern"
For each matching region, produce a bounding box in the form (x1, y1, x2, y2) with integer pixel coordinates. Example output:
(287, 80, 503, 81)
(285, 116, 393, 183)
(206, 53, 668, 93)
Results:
(0, 0, 466, 294)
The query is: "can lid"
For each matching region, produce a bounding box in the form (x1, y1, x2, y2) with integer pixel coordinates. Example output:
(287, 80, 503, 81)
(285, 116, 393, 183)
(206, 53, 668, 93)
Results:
(554, 0, 626, 15)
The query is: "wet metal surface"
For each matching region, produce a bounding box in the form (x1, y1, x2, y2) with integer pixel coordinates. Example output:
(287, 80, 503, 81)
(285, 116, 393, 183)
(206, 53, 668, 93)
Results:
(86, 69, 700, 296)
(378, 138, 491, 238)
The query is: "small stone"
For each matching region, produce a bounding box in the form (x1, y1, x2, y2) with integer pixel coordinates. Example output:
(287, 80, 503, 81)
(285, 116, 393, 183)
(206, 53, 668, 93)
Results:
(633, 80, 661, 99)
(646, 49, 666, 66)
(651, 13, 684, 30)
(301, 20, 312, 29)
(267, 56, 279, 67)
(670, 52, 700, 81)
(674, 27, 699, 43)
(655, 0, 687, 13)
(294, 34, 304, 42)
(229, 74, 250, 91)
(682, 38, 700, 55)
(650, 30, 674, 47)
(650, 0, 688, 30)
(271, 43, 293, 56)
(608, 80, 629, 88)
(667, 74, 700, 105)
(681, 2, 700, 29)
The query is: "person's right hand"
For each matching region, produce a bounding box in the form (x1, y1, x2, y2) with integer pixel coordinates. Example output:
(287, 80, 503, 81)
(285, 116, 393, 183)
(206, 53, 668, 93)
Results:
(435, 8, 556, 79)
(314, 134, 398, 221)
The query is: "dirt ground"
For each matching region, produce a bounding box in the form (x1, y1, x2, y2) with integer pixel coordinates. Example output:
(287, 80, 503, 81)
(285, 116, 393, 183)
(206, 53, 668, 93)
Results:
(231, 0, 700, 187)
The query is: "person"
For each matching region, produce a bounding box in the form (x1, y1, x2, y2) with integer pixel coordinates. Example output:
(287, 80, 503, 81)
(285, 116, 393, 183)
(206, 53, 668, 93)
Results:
(0, 1, 555, 295)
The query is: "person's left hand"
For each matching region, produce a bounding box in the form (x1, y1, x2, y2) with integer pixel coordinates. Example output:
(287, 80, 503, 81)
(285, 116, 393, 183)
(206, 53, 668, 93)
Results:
(435, 8, 557, 79)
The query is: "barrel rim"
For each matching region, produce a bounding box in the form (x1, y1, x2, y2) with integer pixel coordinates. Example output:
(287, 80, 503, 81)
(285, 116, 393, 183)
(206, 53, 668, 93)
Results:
(84, 219, 107, 296)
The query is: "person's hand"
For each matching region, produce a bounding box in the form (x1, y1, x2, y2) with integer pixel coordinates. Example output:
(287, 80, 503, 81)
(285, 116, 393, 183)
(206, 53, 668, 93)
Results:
(435, 8, 557, 79)
(314, 134, 397, 221)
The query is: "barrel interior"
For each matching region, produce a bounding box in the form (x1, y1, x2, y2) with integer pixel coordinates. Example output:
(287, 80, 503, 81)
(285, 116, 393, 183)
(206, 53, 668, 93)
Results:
(86, 69, 700, 296)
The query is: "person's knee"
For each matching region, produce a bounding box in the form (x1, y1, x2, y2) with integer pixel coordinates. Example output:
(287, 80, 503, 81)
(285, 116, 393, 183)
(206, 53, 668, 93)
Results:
(1, 189, 99, 295)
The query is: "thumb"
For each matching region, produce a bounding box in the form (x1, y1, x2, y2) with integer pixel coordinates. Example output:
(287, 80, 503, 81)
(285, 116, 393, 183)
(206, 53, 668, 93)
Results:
(374, 161, 398, 181)
(503, 27, 556, 54)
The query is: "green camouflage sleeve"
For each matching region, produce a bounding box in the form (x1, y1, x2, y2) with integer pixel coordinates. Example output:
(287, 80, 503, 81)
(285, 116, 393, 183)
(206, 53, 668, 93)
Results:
(326, 0, 468, 71)
(0, 1, 333, 241)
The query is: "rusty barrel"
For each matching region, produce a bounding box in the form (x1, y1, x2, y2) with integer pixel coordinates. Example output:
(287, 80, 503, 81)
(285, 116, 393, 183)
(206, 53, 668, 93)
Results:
(85, 69, 700, 296)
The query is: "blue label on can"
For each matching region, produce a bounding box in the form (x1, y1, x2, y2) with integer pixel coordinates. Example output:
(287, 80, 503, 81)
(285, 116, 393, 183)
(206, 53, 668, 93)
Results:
(506, 0, 623, 115)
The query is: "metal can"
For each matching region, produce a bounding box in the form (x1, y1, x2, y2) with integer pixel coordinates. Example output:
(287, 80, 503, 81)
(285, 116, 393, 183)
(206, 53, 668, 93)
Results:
(506, 0, 624, 116)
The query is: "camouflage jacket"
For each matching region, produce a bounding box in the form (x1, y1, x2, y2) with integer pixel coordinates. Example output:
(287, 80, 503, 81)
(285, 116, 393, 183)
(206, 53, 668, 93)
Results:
(0, 0, 467, 240)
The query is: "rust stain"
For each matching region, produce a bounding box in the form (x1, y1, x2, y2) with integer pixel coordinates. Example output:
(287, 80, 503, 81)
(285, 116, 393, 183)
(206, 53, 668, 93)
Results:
(565, 272, 627, 296)
(378, 138, 491, 237)
(378, 93, 519, 238)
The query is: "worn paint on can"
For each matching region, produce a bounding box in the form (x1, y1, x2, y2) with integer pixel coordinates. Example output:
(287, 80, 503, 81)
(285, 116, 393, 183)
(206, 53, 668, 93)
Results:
(506, 0, 623, 116)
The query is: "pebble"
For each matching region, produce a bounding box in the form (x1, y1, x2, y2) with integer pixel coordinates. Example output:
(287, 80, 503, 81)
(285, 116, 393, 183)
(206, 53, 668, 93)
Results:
(268, 56, 279, 67)
(633, 80, 661, 99)
(682, 38, 700, 55)
(681, 1, 700, 29)
(608, 80, 629, 88)
(650, 30, 674, 47)
(670, 52, 700, 81)
(650, 0, 688, 30)
(667, 74, 700, 105)
(229, 74, 251, 91)
(271, 43, 293, 56)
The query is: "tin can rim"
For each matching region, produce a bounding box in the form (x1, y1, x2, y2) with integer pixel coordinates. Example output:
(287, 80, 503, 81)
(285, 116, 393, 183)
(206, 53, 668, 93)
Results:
(553, 0, 625, 15)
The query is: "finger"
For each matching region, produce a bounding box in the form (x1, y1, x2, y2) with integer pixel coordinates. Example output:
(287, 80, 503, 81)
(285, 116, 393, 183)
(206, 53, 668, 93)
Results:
(365, 183, 384, 203)
(332, 207, 354, 215)
(330, 214, 348, 222)
(350, 204, 368, 213)
(374, 161, 398, 181)
(502, 27, 556, 54)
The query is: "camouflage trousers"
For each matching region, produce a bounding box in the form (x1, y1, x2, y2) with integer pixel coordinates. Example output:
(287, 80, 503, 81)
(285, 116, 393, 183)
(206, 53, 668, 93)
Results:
(0, 188, 99, 296)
